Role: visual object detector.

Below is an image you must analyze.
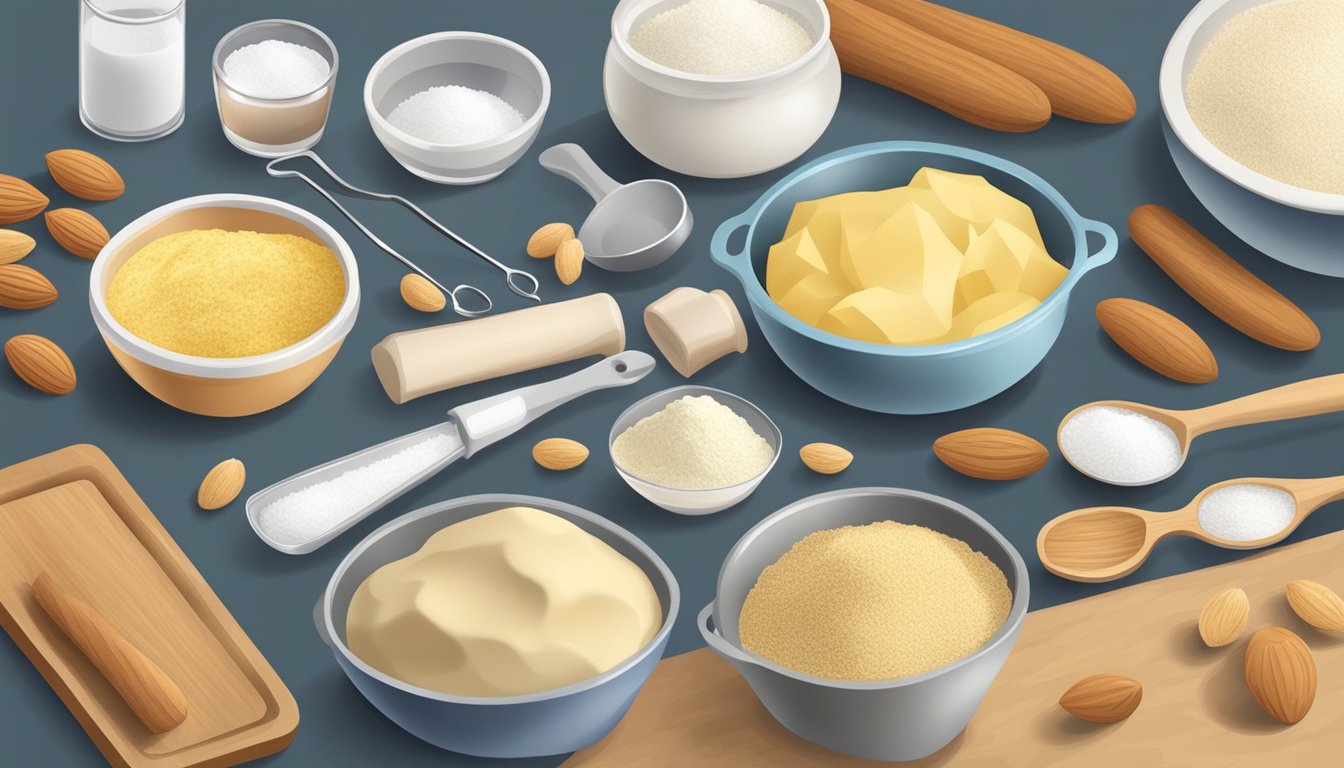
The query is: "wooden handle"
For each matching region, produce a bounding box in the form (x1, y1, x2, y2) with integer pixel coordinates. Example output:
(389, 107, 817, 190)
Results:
(825, 0, 1051, 132)
(854, 0, 1134, 123)
(1186, 374, 1344, 437)
(1280, 475, 1344, 514)
(1128, 205, 1319, 351)
(31, 572, 188, 733)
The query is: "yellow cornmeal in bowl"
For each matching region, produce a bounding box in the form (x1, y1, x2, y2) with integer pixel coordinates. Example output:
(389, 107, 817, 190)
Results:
(739, 520, 1011, 681)
(105, 229, 346, 358)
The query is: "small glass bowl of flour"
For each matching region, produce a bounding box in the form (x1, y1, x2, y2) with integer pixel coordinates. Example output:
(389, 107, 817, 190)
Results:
(213, 20, 338, 157)
(609, 386, 781, 515)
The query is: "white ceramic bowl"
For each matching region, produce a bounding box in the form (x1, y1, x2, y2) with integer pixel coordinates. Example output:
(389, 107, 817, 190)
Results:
(364, 32, 549, 185)
(604, 0, 840, 178)
(609, 385, 781, 515)
(1161, 0, 1344, 276)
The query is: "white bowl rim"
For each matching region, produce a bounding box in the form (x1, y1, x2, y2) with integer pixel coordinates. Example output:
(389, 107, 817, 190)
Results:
(363, 31, 551, 153)
(1160, 0, 1344, 214)
(89, 194, 361, 379)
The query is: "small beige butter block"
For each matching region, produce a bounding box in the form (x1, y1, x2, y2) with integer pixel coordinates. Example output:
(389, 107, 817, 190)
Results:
(644, 287, 747, 378)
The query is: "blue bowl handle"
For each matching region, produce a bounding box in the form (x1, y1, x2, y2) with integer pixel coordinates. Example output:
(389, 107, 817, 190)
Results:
(698, 602, 759, 668)
(1077, 217, 1118, 275)
(710, 212, 755, 286)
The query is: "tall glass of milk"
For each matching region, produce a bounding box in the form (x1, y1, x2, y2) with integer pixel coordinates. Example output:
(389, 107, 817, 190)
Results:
(79, 0, 185, 141)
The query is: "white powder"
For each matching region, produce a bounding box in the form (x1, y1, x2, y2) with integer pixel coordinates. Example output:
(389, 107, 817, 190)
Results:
(629, 0, 813, 77)
(81, 15, 184, 135)
(1058, 405, 1184, 485)
(1186, 0, 1344, 193)
(1197, 483, 1296, 542)
(256, 432, 460, 547)
(223, 39, 331, 99)
(387, 86, 525, 145)
(612, 395, 775, 489)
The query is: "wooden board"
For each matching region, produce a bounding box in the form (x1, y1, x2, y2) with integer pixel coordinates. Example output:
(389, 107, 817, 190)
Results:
(0, 445, 298, 768)
(567, 529, 1344, 767)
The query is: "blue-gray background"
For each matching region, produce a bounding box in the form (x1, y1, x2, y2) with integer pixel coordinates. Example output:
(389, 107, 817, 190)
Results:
(2, 0, 1340, 765)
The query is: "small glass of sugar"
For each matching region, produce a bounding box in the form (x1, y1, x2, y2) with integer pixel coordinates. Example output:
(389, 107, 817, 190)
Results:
(1197, 483, 1297, 543)
(1058, 405, 1185, 485)
(212, 20, 338, 157)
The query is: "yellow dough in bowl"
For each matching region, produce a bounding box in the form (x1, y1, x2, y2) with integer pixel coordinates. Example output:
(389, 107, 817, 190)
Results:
(345, 506, 662, 698)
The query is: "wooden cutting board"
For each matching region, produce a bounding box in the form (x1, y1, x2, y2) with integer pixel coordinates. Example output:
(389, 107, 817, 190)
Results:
(567, 529, 1344, 767)
(0, 445, 298, 768)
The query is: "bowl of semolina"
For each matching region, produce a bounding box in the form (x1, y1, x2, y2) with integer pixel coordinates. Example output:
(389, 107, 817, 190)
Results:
(90, 194, 360, 416)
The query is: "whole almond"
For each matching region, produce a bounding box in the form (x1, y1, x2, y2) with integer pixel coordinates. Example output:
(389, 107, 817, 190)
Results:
(1097, 298, 1218, 384)
(555, 238, 584, 285)
(0, 229, 35, 264)
(1198, 587, 1250, 647)
(45, 208, 109, 260)
(800, 442, 853, 474)
(1059, 674, 1142, 724)
(198, 458, 246, 510)
(933, 427, 1048, 480)
(527, 222, 574, 258)
(0, 174, 49, 225)
(45, 149, 126, 201)
(1286, 580, 1344, 632)
(4, 334, 76, 395)
(532, 438, 589, 470)
(400, 273, 446, 312)
(0, 264, 58, 310)
(1244, 626, 1316, 725)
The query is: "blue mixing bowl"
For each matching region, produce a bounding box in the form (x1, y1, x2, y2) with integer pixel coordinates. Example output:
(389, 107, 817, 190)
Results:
(711, 141, 1117, 414)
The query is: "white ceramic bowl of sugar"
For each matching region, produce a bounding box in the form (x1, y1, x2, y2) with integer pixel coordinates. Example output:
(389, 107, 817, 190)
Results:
(608, 385, 782, 515)
(364, 32, 550, 185)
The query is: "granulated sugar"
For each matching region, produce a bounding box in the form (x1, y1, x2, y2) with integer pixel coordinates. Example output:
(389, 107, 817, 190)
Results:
(611, 395, 774, 489)
(223, 39, 331, 99)
(1197, 483, 1296, 542)
(629, 0, 813, 77)
(256, 432, 461, 547)
(387, 86, 525, 145)
(1058, 405, 1183, 485)
(1186, 0, 1344, 193)
(739, 521, 1011, 681)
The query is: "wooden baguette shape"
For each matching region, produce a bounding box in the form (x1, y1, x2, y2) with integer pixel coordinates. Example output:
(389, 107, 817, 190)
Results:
(1128, 205, 1319, 351)
(1096, 298, 1218, 384)
(855, 0, 1134, 123)
(826, 0, 1051, 132)
(31, 572, 188, 733)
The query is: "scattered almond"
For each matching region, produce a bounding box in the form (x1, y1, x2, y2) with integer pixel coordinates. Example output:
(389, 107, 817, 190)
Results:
(1198, 587, 1249, 647)
(197, 458, 246, 510)
(1244, 626, 1316, 725)
(1285, 579, 1344, 632)
(45, 149, 125, 201)
(0, 229, 35, 265)
(0, 264, 58, 310)
(400, 273, 446, 312)
(800, 442, 852, 474)
(532, 438, 589, 471)
(0, 174, 48, 224)
(527, 222, 574, 258)
(555, 238, 584, 285)
(1096, 298, 1218, 384)
(4, 334, 76, 395)
(45, 208, 109, 259)
(933, 427, 1048, 480)
(1059, 674, 1143, 724)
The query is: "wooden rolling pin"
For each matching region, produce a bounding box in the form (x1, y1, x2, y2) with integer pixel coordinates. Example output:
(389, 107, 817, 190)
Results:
(826, 0, 1051, 132)
(31, 572, 188, 733)
(1128, 205, 1320, 352)
(853, 0, 1135, 123)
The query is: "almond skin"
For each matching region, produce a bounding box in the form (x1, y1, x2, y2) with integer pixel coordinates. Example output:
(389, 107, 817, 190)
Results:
(400, 273, 446, 312)
(198, 458, 246, 510)
(45, 149, 125, 201)
(933, 427, 1048, 480)
(1198, 587, 1250, 648)
(4, 334, 76, 395)
(1097, 298, 1218, 384)
(0, 174, 48, 225)
(1286, 580, 1344, 632)
(527, 222, 574, 258)
(0, 229, 35, 264)
(800, 442, 853, 474)
(555, 238, 584, 285)
(0, 264, 58, 309)
(1059, 674, 1143, 724)
(532, 438, 589, 471)
(45, 208, 109, 259)
(1244, 626, 1316, 725)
